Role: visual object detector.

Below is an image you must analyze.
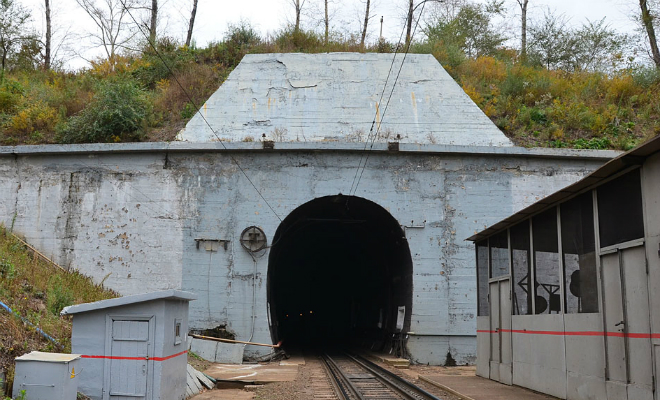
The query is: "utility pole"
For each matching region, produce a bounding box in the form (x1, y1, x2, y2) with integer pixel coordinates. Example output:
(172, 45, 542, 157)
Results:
(380, 16, 383, 39)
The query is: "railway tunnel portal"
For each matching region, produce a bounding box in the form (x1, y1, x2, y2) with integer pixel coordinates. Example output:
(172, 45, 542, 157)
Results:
(267, 195, 413, 349)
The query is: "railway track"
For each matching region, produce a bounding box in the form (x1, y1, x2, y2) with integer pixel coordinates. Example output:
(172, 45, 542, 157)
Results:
(320, 352, 444, 400)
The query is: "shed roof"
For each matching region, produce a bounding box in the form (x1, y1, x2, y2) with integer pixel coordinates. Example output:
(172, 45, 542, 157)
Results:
(467, 135, 660, 242)
(177, 53, 513, 147)
(60, 289, 196, 315)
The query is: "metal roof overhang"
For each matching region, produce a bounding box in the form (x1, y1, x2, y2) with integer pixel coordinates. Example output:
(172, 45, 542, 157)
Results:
(466, 135, 660, 242)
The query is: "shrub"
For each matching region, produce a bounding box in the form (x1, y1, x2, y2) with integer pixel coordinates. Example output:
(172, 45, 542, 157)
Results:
(0, 79, 24, 113)
(274, 27, 322, 52)
(8, 101, 59, 138)
(57, 77, 152, 143)
(133, 37, 195, 88)
(46, 276, 74, 316)
(631, 66, 660, 88)
(153, 63, 221, 122)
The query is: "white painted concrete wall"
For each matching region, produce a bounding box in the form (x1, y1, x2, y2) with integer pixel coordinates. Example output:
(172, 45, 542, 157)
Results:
(0, 143, 613, 364)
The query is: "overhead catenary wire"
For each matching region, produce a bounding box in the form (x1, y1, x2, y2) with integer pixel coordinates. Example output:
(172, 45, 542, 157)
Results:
(347, 24, 407, 196)
(349, 1, 428, 198)
(117, 0, 282, 222)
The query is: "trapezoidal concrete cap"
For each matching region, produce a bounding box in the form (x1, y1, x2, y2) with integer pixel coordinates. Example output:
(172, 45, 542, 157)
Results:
(60, 289, 197, 315)
(177, 53, 514, 147)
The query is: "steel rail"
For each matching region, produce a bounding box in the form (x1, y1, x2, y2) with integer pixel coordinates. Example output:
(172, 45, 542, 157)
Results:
(319, 355, 351, 400)
(345, 352, 444, 400)
(321, 352, 444, 400)
(322, 353, 364, 400)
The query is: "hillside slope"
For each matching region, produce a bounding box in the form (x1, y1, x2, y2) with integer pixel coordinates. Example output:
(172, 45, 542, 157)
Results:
(0, 226, 117, 392)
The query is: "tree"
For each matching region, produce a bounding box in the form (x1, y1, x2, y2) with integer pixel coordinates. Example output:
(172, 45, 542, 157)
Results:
(45, 0, 51, 70)
(406, 0, 413, 45)
(527, 10, 578, 69)
(360, 0, 371, 47)
(149, 0, 157, 43)
(75, 0, 139, 68)
(424, 2, 505, 58)
(0, 0, 33, 75)
(572, 18, 629, 72)
(185, 0, 197, 47)
(639, 0, 660, 67)
(325, 0, 329, 45)
(516, 0, 529, 58)
(291, 0, 306, 32)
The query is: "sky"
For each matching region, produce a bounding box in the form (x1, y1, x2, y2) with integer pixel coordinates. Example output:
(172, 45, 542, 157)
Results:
(21, 0, 642, 69)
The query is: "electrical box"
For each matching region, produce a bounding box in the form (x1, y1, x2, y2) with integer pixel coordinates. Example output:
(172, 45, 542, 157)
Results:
(13, 351, 81, 400)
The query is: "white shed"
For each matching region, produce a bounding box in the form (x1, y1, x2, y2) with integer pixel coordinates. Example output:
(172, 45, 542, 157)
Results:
(61, 290, 197, 400)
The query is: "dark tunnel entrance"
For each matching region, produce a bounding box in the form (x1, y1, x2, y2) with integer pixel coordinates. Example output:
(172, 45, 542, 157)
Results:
(267, 195, 413, 349)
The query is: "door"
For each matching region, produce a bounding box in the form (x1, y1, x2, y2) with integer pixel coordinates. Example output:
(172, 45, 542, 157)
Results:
(106, 319, 151, 400)
(489, 279, 512, 385)
(602, 245, 653, 397)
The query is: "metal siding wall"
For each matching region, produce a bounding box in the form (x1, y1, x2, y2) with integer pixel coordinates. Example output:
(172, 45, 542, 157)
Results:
(476, 316, 490, 378)
(564, 313, 606, 400)
(512, 314, 567, 399)
(641, 154, 660, 400)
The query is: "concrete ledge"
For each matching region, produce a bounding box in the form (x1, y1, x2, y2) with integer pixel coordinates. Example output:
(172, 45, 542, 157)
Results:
(369, 353, 410, 368)
(0, 141, 619, 161)
(190, 338, 244, 364)
(419, 375, 475, 400)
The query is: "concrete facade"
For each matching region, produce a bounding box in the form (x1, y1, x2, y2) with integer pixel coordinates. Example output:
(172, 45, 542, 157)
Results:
(0, 142, 615, 364)
(469, 135, 660, 399)
(178, 53, 513, 146)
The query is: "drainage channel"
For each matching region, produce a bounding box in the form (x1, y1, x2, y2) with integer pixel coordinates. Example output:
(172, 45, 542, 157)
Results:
(320, 352, 445, 400)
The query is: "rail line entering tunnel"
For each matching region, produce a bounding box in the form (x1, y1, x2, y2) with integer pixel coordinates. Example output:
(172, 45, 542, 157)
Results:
(267, 195, 413, 351)
(320, 351, 444, 400)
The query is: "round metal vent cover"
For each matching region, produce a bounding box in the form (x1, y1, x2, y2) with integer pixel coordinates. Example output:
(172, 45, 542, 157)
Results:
(240, 226, 267, 252)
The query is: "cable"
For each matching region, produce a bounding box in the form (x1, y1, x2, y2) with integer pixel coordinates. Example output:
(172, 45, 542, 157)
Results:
(350, 2, 428, 197)
(347, 25, 408, 196)
(117, 0, 282, 222)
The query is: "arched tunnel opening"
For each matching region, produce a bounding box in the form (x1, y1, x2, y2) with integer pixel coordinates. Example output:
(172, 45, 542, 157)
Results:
(267, 195, 413, 350)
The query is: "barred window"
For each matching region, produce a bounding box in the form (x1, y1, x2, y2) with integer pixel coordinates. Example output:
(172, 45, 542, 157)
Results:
(511, 221, 532, 315)
(477, 240, 489, 316)
(490, 231, 509, 278)
(597, 169, 644, 248)
(533, 208, 561, 314)
(561, 192, 598, 313)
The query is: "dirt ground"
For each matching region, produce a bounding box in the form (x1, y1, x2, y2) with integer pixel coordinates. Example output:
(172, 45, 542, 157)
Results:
(214, 357, 465, 400)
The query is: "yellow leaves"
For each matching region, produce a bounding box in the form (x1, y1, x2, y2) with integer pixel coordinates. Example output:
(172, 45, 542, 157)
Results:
(155, 79, 170, 92)
(90, 55, 145, 78)
(551, 125, 564, 140)
(605, 74, 638, 102)
(8, 102, 59, 136)
(467, 56, 507, 82)
(462, 84, 483, 106)
(483, 103, 497, 118)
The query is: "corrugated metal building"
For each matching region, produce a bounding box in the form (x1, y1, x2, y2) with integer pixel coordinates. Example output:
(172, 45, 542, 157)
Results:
(469, 135, 660, 399)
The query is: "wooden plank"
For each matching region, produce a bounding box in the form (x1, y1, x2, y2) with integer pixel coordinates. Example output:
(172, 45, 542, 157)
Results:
(190, 334, 282, 348)
(193, 368, 214, 389)
(187, 364, 203, 392)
